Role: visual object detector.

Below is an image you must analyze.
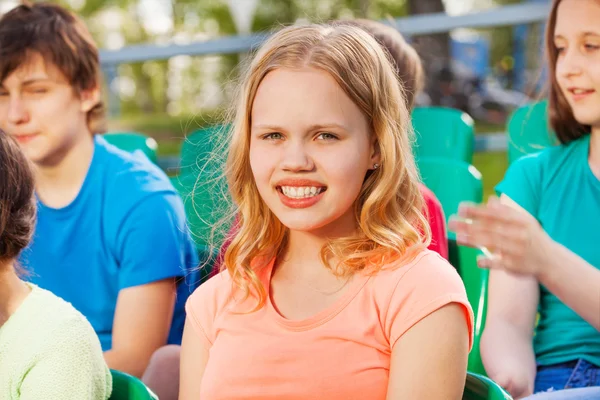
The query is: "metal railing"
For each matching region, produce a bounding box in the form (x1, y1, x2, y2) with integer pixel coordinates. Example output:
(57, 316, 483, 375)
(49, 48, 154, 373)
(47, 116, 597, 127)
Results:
(99, 1, 551, 161)
(99, 3, 550, 64)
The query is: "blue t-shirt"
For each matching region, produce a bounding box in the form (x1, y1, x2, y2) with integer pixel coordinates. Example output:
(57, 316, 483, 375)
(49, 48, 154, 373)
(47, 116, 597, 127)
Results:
(20, 136, 198, 351)
(496, 134, 600, 367)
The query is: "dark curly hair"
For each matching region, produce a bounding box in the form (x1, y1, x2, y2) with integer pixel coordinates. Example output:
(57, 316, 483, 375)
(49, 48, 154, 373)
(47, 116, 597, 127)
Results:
(0, 131, 36, 265)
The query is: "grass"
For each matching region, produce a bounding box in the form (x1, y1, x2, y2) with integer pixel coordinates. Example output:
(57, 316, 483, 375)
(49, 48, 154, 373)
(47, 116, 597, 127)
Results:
(473, 151, 508, 200)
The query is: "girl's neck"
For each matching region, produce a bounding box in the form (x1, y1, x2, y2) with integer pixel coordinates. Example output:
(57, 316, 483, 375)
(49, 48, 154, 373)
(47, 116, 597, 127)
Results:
(589, 128, 600, 178)
(0, 263, 31, 328)
(283, 230, 330, 272)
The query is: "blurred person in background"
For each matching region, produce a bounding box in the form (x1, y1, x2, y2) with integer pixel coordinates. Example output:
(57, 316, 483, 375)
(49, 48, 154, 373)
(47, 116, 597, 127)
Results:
(0, 131, 111, 399)
(450, 0, 600, 398)
(0, 2, 198, 378)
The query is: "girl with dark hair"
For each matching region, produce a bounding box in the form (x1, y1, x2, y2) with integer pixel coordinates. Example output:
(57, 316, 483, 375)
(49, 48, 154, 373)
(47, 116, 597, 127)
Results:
(0, 131, 111, 399)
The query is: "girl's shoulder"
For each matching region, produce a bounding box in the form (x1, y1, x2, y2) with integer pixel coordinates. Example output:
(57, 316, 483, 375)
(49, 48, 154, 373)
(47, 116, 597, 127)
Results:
(370, 249, 461, 288)
(365, 250, 474, 348)
(1, 284, 107, 376)
(22, 285, 102, 349)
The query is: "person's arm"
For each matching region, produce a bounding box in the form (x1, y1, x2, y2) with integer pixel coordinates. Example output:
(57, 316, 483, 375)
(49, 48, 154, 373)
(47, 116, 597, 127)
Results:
(19, 318, 112, 400)
(501, 195, 600, 330)
(386, 303, 469, 399)
(481, 271, 539, 399)
(452, 194, 600, 331)
(179, 317, 210, 400)
(104, 279, 176, 377)
(536, 238, 600, 331)
(106, 192, 195, 377)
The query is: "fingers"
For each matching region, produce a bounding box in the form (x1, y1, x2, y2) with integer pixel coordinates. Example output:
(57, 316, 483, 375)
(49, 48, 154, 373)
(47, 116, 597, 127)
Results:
(457, 200, 524, 228)
(449, 216, 525, 258)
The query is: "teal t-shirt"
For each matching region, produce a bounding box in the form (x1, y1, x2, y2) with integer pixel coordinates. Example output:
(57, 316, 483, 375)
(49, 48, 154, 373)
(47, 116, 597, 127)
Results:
(496, 134, 600, 367)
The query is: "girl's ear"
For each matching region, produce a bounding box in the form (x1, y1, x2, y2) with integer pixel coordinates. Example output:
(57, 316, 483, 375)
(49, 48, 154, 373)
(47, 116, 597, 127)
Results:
(370, 137, 381, 168)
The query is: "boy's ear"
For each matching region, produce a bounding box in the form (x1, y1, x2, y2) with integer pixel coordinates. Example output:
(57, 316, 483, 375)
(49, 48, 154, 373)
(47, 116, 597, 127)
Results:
(80, 86, 100, 113)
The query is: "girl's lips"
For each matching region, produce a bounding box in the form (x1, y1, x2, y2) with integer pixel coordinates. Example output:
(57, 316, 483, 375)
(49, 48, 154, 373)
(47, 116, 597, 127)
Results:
(14, 134, 38, 144)
(568, 88, 595, 102)
(277, 188, 326, 209)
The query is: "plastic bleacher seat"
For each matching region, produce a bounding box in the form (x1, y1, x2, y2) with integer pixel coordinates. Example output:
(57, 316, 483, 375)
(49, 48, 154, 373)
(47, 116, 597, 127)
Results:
(418, 157, 487, 376)
(103, 132, 159, 164)
(171, 125, 231, 284)
(109, 370, 158, 400)
(463, 372, 512, 400)
(506, 100, 557, 164)
(174, 124, 230, 249)
(411, 106, 475, 164)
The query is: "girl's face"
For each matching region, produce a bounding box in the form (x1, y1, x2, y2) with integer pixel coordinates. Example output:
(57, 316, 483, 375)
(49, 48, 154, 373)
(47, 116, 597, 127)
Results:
(249, 67, 379, 237)
(555, 0, 600, 127)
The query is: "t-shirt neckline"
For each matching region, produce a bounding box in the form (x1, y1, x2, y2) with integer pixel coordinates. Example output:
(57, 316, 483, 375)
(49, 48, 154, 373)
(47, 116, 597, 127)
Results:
(262, 258, 371, 331)
(36, 136, 100, 215)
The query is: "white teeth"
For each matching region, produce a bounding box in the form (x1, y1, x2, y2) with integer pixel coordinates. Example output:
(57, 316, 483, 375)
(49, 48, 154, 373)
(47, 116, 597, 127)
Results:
(280, 186, 324, 199)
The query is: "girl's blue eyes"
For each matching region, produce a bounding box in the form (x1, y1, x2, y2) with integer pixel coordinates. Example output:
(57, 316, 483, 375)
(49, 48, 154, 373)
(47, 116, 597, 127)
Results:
(263, 132, 283, 140)
(316, 132, 338, 140)
(262, 132, 339, 141)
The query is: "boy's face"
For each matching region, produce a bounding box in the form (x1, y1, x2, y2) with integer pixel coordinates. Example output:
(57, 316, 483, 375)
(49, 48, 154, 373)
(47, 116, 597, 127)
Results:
(0, 52, 99, 167)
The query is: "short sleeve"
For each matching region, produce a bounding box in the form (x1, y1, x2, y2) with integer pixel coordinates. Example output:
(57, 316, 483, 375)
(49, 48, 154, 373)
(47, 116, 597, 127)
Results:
(185, 273, 229, 349)
(19, 317, 112, 400)
(115, 192, 197, 290)
(386, 253, 474, 349)
(495, 154, 544, 218)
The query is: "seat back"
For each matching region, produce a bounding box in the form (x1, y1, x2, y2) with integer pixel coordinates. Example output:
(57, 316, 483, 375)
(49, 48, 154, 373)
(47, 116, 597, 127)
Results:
(175, 125, 231, 251)
(180, 124, 229, 177)
(109, 370, 158, 400)
(103, 133, 159, 164)
(506, 100, 557, 164)
(417, 157, 483, 224)
(411, 107, 475, 164)
(418, 157, 487, 375)
(463, 372, 512, 400)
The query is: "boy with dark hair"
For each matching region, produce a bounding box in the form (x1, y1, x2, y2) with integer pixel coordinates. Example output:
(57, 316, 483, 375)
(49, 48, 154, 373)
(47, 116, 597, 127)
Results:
(0, 2, 197, 378)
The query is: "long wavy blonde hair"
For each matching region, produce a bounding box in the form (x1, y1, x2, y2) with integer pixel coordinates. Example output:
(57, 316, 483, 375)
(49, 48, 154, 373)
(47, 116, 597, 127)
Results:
(220, 23, 429, 308)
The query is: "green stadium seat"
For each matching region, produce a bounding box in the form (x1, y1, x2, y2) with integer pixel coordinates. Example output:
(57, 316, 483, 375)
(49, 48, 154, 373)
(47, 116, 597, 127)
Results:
(463, 372, 512, 400)
(506, 100, 557, 164)
(109, 370, 158, 400)
(179, 124, 229, 176)
(103, 132, 159, 164)
(411, 107, 475, 164)
(418, 157, 487, 376)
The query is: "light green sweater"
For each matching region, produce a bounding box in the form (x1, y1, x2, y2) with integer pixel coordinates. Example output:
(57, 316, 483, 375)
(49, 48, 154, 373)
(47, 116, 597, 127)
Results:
(0, 284, 112, 399)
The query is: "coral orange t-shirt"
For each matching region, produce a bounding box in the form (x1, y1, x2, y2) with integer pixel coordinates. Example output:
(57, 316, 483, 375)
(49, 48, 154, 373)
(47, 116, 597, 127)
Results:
(186, 250, 473, 400)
